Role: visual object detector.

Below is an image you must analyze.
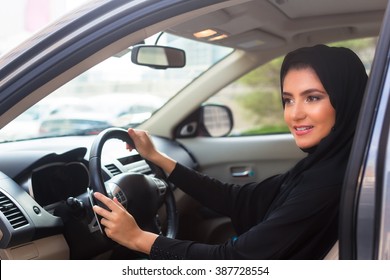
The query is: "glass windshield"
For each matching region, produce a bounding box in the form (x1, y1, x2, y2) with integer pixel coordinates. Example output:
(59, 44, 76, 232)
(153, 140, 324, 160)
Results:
(0, 32, 232, 142)
(0, 1, 90, 56)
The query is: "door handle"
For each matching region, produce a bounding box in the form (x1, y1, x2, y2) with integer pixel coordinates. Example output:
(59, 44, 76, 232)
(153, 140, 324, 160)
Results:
(230, 166, 254, 178)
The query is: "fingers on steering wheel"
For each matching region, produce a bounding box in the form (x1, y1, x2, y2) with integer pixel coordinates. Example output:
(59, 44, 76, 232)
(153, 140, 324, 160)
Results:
(127, 128, 137, 150)
(113, 197, 125, 209)
(126, 142, 134, 151)
(93, 192, 117, 212)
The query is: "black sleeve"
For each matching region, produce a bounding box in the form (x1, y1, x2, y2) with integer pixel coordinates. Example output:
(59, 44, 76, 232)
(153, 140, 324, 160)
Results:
(151, 167, 340, 259)
(167, 163, 245, 217)
(168, 163, 282, 232)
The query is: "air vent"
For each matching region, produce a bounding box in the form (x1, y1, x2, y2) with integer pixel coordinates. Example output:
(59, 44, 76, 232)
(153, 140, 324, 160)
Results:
(139, 166, 152, 175)
(105, 164, 122, 176)
(0, 191, 29, 229)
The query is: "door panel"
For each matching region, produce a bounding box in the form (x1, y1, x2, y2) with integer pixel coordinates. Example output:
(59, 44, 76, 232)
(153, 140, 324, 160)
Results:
(178, 134, 305, 185)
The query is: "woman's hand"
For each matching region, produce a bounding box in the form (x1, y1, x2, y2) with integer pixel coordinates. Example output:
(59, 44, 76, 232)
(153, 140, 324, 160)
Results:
(92, 192, 158, 254)
(126, 128, 177, 175)
(126, 128, 159, 162)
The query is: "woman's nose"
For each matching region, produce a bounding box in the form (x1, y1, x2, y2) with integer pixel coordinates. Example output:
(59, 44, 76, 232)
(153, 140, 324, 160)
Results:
(290, 102, 306, 120)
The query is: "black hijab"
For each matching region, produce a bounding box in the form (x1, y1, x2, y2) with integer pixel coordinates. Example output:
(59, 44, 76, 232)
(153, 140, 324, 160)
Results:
(281, 44, 367, 182)
(266, 44, 368, 215)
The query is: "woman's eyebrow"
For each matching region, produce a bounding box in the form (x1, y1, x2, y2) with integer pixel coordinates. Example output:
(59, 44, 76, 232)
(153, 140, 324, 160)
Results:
(301, 89, 327, 95)
(282, 89, 327, 97)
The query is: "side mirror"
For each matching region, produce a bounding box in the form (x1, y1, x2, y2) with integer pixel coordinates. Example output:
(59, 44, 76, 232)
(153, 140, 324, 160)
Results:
(131, 45, 186, 69)
(175, 104, 234, 138)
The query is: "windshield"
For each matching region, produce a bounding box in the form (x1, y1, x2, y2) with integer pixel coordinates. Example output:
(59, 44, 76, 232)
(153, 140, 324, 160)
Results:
(0, 32, 232, 142)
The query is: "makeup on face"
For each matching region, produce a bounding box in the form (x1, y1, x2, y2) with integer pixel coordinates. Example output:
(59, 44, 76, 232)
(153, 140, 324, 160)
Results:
(282, 68, 336, 150)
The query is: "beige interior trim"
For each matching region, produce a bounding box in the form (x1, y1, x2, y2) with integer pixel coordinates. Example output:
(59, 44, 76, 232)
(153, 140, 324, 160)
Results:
(323, 240, 339, 260)
(0, 234, 69, 260)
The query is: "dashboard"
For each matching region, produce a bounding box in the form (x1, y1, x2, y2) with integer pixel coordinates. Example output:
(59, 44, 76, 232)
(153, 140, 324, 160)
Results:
(0, 134, 197, 259)
(32, 162, 89, 207)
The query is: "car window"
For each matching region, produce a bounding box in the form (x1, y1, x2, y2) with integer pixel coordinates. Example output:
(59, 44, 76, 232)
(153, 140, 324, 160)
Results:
(206, 37, 378, 137)
(0, 33, 232, 142)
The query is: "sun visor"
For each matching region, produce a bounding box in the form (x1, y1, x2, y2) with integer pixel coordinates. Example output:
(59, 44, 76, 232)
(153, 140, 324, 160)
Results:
(222, 29, 285, 50)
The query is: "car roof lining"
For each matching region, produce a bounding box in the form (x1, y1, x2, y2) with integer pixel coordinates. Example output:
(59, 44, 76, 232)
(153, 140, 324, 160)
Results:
(167, 0, 385, 51)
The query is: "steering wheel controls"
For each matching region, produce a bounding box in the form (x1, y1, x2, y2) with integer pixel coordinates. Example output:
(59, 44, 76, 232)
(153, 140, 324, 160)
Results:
(106, 181, 128, 207)
(114, 190, 126, 204)
(152, 177, 167, 196)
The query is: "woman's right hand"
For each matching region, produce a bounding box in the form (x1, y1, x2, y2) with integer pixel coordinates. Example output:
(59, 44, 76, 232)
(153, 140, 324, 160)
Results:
(127, 128, 177, 175)
(126, 128, 158, 162)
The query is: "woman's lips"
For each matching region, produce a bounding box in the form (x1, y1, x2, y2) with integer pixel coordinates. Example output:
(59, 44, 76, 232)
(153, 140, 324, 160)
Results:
(294, 125, 314, 136)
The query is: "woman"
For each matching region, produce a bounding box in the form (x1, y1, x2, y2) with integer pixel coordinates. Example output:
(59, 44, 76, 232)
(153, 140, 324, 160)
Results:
(93, 44, 368, 259)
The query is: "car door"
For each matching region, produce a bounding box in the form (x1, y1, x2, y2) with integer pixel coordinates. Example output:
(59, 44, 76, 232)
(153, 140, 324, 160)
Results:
(339, 2, 390, 260)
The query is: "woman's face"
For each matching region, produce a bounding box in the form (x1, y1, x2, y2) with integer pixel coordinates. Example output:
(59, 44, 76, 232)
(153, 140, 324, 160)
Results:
(282, 67, 336, 150)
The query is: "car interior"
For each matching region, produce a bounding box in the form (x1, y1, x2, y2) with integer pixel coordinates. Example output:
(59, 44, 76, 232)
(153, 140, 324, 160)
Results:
(0, 0, 388, 260)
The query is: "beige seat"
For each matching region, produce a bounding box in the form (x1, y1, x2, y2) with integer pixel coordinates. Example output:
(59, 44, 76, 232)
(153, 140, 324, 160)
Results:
(323, 241, 339, 260)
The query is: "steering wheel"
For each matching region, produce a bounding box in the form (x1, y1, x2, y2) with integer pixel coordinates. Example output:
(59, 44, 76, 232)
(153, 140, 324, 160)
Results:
(88, 127, 177, 238)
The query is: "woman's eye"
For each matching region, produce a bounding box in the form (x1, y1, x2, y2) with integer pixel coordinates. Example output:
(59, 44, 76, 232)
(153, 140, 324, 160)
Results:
(306, 96, 321, 102)
(283, 98, 293, 105)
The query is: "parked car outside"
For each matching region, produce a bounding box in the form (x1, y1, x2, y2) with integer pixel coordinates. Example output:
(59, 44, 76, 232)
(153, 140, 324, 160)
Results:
(37, 93, 165, 136)
(85, 93, 165, 127)
(0, 97, 83, 141)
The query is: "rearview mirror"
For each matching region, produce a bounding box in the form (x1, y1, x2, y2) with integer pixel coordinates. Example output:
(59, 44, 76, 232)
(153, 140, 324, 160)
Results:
(131, 45, 186, 69)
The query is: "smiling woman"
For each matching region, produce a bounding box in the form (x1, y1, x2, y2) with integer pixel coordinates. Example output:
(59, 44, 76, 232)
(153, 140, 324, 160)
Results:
(91, 45, 368, 260)
(282, 67, 336, 150)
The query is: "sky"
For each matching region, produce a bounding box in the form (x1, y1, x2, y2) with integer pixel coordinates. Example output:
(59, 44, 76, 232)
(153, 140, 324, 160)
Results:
(0, 0, 90, 56)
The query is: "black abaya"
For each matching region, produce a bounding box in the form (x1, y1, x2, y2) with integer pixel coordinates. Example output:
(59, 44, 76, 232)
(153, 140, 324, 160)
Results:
(150, 45, 368, 259)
